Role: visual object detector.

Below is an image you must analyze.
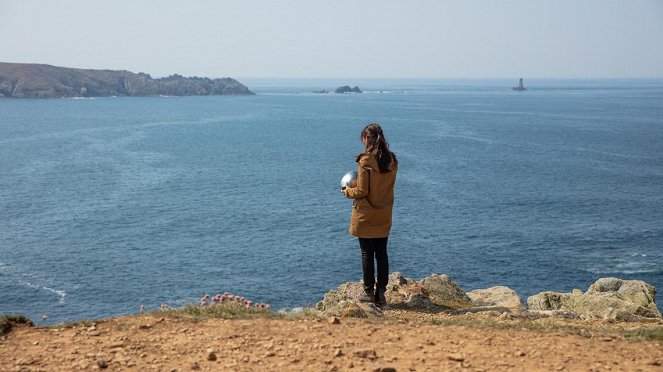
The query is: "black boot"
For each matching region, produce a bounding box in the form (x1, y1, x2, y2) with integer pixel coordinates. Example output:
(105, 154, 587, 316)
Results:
(375, 287, 387, 307)
(358, 286, 374, 303)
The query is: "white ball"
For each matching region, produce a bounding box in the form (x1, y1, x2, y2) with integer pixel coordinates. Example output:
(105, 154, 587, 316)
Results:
(341, 171, 358, 188)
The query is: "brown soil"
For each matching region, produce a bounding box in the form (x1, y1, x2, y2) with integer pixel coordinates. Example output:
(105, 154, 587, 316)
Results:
(1, 311, 662, 372)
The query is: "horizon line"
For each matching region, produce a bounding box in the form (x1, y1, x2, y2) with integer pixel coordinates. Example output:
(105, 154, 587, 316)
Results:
(2, 61, 662, 80)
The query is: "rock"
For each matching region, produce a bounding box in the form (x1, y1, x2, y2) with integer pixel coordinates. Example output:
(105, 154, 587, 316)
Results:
(403, 293, 437, 310)
(388, 272, 412, 286)
(375, 367, 397, 372)
(339, 302, 382, 318)
(417, 274, 473, 309)
(588, 278, 660, 317)
(335, 85, 362, 94)
(447, 353, 464, 361)
(206, 349, 217, 361)
(334, 349, 343, 357)
(316, 281, 367, 310)
(138, 324, 152, 329)
(467, 286, 525, 311)
(353, 349, 377, 359)
(328, 316, 340, 324)
(316, 280, 383, 318)
(527, 278, 661, 321)
(316, 272, 474, 314)
(527, 310, 581, 320)
(97, 360, 108, 369)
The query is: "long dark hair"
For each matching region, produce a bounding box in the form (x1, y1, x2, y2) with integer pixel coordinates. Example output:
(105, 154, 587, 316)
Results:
(361, 123, 397, 173)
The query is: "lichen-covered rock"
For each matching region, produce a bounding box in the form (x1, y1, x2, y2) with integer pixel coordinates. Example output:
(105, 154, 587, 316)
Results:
(316, 297, 382, 318)
(315, 281, 366, 312)
(526, 291, 571, 311)
(587, 278, 660, 318)
(316, 272, 473, 316)
(527, 278, 661, 321)
(467, 286, 525, 311)
(417, 274, 473, 309)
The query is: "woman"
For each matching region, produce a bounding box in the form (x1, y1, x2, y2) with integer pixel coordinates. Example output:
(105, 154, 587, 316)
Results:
(342, 123, 398, 307)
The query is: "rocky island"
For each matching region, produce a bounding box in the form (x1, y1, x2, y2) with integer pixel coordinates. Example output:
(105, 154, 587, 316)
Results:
(335, 85, 362, 94)
(0, 62, 254, 98)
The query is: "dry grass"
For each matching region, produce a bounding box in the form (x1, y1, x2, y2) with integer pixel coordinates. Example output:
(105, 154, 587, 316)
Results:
(427, 314, 663, 342)
(155, 303, 321, 322)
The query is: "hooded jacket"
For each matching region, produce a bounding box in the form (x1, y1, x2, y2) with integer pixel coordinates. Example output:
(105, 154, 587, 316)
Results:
(343, 152, 398, 238)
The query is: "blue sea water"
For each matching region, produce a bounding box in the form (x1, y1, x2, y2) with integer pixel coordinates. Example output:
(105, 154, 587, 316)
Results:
(1, 79, 662, 324)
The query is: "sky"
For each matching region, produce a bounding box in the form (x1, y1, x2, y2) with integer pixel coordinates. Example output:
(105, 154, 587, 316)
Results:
(1, 0, 662, 79)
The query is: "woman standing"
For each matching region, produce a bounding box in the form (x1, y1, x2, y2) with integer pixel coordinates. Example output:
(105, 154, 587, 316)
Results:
(342, 123, 398, 307)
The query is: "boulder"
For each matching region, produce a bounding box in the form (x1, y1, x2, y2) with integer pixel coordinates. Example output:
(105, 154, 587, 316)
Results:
(315, 281, 366, 312)
(587, 278, 660, 318)
(467, 286, 525, 311)
(316, 272, 472, 317)
(316, 298, 382, 318)
(527, 278, 661, 321)
(417, 274, 473, 309)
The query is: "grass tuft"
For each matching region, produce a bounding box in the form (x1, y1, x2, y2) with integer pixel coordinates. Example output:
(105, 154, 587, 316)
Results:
(624, 327, 663, 341)
(0, 314, 34, 336)
(159, 303, 279, 321)
(52, 319, 102, 329)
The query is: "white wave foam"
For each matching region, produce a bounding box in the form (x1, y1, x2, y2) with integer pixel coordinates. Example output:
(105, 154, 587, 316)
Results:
(585, 267, 662, 275)
(43, 286, 67, 304)
(18, 280, 66, 303)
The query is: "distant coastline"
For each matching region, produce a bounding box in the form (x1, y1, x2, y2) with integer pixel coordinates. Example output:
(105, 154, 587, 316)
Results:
(0, 62, 254, 98)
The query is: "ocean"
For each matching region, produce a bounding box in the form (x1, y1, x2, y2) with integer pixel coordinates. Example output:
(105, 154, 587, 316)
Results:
(1, 79, 662, 324)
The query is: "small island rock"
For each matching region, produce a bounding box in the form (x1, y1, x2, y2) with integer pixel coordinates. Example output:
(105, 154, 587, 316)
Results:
(335, 85, 362, 94)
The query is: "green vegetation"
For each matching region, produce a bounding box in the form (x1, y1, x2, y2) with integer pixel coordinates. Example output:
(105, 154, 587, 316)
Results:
(156, 303, 320, 322)
(0, 314, 33, 336)
(427, 315, 663, 342)
(53, 319, 103, 329)
(624, 327, 663, 341)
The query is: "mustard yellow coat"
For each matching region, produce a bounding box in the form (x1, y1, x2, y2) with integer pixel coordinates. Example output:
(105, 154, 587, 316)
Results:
(343, 153, 398, 238)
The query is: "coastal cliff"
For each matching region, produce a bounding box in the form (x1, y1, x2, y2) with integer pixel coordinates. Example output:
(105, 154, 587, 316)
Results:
(1, 273, 662, 370)
(0, 62, 254, 98)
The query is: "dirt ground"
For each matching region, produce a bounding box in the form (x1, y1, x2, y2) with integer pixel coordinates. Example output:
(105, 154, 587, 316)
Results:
(1, 312, 662, 372)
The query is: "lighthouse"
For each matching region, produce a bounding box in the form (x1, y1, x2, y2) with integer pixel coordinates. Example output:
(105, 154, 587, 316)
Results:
(512, 78, 526, 91)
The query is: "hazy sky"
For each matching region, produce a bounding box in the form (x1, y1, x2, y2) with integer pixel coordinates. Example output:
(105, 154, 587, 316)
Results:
(1, 0, 662, 78)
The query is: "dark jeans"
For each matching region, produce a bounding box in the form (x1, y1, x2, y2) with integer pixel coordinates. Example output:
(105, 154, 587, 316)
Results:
(359, 237, 389, 292)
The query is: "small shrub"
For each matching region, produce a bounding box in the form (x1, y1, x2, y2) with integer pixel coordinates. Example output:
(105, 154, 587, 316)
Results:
(0, 315, 33, 335)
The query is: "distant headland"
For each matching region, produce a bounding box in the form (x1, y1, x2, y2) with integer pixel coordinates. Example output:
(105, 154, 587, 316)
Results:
(0, 62, 254, 98)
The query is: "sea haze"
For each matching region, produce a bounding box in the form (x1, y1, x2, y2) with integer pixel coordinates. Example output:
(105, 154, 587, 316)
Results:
(1, 79, 662, 324)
